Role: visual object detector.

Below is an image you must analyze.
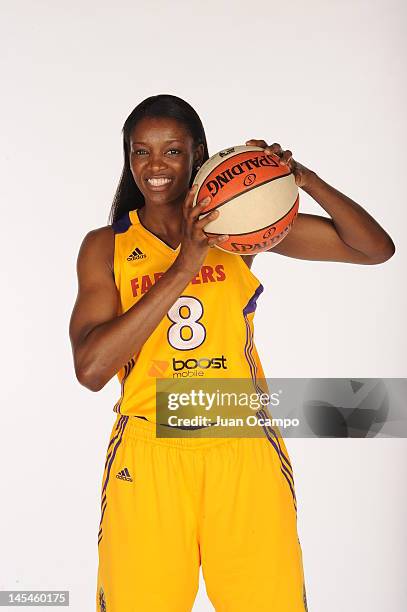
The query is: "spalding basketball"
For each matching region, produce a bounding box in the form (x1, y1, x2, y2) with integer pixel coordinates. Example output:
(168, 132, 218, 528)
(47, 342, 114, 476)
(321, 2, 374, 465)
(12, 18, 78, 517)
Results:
(192, 145, 299, 255)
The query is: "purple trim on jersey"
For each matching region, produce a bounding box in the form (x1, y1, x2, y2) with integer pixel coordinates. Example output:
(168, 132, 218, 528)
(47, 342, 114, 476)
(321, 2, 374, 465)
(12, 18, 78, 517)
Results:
(98, 416, 129, 544)
(282, 464, 295, 491)
(258, 408, 293, 473)
(98, 504, 107, 534)
(243, 317, 264, 397)
(242, 284, 266, 401)
(102, 416, 128, 496)
(258, 411, 295, 486)
(282, 471, 297, 512)
(113, 358, 136, 414)
(106, 416, 125, 452)
(243, 318, 258, 389)
(242, 287, 294, 488)
(100, 433, 119, 537)
(113, 375, 125, 414)
(243, 283, 264, 315)
(261, 422, 297, 511)
(104, 452, 112, 469)
(258, 408, 293, 474)
(112, 212, 131, 234)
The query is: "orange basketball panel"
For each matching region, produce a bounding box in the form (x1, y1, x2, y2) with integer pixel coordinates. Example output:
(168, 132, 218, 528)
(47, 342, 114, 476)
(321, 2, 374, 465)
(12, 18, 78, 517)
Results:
(206, 196, 299, 255)
(195, 151, 291, 214)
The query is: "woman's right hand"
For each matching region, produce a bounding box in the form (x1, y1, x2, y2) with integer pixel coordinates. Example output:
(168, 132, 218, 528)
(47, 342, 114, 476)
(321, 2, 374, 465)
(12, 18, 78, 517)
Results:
(174, 184, 229, 277)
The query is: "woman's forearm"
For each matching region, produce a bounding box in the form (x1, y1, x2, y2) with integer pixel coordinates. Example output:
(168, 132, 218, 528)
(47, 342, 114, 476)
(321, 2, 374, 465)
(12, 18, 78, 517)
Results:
(302, 172, 395, 259)
(77, 262, 192, 391)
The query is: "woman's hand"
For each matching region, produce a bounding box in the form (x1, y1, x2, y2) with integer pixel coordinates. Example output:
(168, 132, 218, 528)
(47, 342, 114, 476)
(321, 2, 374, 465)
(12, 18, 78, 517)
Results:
(174, 184, 229, 277)
(245, 139, 316, 189)
(245, 140, 395, 264)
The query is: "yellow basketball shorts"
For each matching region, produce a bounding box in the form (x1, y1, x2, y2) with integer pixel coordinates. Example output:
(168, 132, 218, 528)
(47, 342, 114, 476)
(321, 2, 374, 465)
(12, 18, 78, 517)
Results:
(96, 414, 308, 612)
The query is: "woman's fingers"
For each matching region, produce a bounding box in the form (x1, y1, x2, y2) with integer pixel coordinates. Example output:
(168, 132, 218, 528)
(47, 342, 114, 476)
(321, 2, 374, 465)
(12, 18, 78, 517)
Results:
(264, 143, 294, 167)
(189, 195, 211, 221)
(265, 143, 283, 157)
(195, 210, 229, 246)
(195, 208, 219, 231)
(245, 139, 268, 148)
(207, 234, 229, 247)
(183, 184, 199, 218)
(183, 189, 228, 247)
(281, 149, 293, 165)
(245, 140, 288, 160)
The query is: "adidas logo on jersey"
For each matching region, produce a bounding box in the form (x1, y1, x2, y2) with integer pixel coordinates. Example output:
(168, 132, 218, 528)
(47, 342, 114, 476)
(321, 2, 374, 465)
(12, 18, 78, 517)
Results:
(116, 467, 133, 482)
(127, 247, 146, 261)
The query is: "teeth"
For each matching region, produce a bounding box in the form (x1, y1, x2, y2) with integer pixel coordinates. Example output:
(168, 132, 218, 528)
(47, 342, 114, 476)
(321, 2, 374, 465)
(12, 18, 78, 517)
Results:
(148, 178, 172, 186)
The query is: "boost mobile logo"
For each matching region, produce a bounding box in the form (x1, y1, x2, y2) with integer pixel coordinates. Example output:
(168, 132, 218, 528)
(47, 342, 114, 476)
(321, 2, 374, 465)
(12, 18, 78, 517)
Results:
(172, 356, 227, 377)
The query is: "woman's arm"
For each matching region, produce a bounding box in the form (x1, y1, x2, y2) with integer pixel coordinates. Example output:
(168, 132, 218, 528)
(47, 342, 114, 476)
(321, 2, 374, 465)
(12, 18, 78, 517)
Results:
(69, 186, 227, 392)
(246, 140, 395, 264)
(69, 227, 194, 392)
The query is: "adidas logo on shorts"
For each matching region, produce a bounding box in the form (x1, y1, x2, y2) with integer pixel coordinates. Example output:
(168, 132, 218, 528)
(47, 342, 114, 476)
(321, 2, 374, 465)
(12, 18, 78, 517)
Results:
(127, 247, 146, 261)
(116, 467, 133, 482)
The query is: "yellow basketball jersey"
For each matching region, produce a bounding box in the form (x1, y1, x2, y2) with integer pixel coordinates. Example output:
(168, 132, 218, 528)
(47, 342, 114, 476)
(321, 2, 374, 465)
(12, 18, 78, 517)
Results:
(111, 208, 266, 421)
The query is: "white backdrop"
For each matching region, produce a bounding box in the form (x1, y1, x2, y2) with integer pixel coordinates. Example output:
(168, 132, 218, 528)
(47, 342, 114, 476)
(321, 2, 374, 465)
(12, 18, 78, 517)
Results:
(1, 0, 406, 610)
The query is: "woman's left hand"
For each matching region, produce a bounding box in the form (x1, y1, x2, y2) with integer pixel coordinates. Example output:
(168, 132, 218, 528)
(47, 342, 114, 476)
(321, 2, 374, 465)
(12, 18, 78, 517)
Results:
(245, 139, 315, 189)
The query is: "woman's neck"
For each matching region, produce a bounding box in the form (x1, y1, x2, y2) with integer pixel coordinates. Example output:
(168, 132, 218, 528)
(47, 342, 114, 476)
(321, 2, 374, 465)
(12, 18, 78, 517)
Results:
(138, 203, 183, 248)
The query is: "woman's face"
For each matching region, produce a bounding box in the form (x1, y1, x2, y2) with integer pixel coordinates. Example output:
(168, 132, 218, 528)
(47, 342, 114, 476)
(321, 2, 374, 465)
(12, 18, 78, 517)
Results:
(129, 116, 203, 206)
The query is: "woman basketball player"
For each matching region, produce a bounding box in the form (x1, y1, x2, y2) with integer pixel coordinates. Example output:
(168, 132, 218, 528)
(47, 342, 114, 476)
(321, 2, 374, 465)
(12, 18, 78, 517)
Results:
(69, 94, 394, 612)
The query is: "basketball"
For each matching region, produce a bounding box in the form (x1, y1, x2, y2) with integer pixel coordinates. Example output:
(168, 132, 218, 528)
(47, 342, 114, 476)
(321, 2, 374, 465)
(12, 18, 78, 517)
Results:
(192, 145, 299, 255)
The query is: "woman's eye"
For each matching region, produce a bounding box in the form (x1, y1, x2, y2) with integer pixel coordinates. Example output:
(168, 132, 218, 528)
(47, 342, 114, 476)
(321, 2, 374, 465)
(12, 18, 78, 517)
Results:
(131, 148, 181, 156)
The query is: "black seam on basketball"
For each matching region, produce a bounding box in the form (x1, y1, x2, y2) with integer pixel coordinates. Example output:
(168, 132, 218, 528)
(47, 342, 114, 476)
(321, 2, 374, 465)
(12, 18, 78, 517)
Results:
(198, 171, 293, 216)
(194, 147, 265, 196)
(204, 195, 299, 237)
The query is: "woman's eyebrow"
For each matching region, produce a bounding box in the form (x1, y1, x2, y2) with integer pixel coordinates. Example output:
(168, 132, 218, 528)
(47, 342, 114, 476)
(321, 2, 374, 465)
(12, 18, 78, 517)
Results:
(131, 139, 184, 145)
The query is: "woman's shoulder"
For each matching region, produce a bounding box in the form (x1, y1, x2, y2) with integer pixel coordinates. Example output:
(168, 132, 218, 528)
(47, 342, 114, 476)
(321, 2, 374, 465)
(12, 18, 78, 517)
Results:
(79, 225, 115, 274)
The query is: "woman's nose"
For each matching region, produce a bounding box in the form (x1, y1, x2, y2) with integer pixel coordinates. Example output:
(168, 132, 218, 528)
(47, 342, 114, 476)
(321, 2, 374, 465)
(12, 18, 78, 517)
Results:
(148, 154, 167, 173)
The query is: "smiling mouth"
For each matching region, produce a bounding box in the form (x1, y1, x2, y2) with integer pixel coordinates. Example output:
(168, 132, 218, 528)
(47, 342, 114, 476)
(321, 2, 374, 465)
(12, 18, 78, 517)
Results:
(147, 177, 173, 187)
